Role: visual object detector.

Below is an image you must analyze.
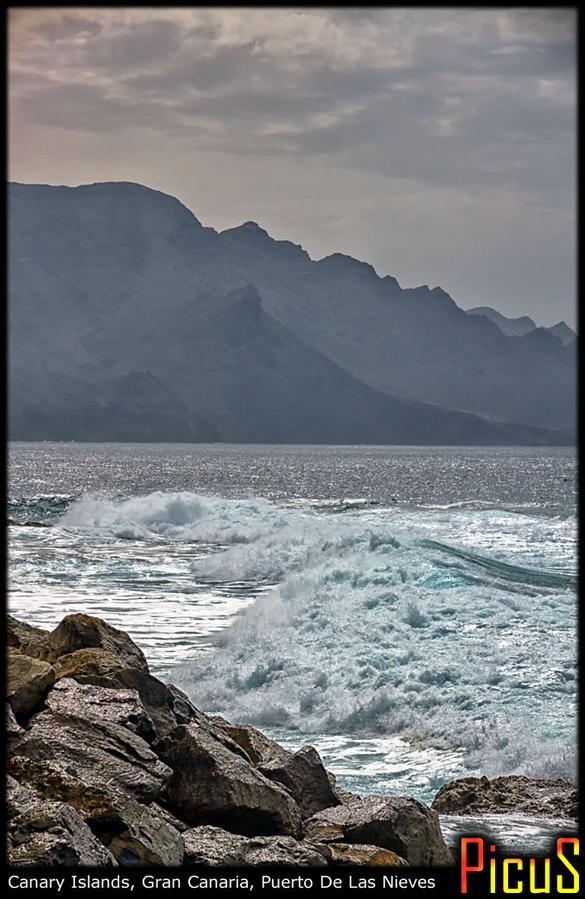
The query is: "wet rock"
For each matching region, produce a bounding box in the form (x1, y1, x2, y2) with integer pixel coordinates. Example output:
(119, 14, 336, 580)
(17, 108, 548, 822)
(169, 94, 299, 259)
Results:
(14, 707, 172, 804)
(7, 650, 55, 721)
(323, 843, 408, 866)
(303, 796, 453, 866)
(156, 723, 302, 836)
(183, 825, 327, 866)
(259, 745, 340, 818)
(45, 678, 157, 743)
(54, 647, 126, 681)
(217, 721, 291, 766)
(42, 613, 149, 671)
(78, 668, 250, 756)
(432, 775, 578, 819)
(7, 615, 50, 656)
(8, 800, 117, 866)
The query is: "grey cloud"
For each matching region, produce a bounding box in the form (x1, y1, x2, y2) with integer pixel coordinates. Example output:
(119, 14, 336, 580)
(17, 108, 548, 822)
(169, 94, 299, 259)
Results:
(76, 19, 183, 70)
(32, 14, 103, 41)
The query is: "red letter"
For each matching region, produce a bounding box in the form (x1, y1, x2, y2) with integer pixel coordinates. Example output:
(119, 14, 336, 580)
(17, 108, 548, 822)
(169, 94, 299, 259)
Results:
(461, 838, 484, 893)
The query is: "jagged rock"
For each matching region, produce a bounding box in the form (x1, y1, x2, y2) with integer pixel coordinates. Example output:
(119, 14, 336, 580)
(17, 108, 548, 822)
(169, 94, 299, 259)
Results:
(41, 613, 149, 670)
(8, 800, 117, 866)
(217, 721, 291, 766)
(53, 647, 126, 680)
(7, 615, 50, 656)
(156, 723, 302, 836)
(7, 649, 55, 721)
(323, 843, 408, 866)
(12, 707, 172, 804)
(303, 796, 452, 866)
(182, 825, 327, 866)
(432, 775, 578, 819)
(259, 745, 340, 818)
(45, 678, 157, 743)
(6, 775, 36, 819)
(89, 795, 184, 866)
(76, 667, 250, 755)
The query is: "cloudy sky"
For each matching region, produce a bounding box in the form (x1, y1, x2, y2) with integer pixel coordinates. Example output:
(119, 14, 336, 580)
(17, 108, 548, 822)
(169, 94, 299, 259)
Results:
(9, 7, 576, 328)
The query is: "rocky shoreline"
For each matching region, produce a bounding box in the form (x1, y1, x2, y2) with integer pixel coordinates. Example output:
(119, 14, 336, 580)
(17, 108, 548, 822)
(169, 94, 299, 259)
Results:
(6, 613, 578, 867)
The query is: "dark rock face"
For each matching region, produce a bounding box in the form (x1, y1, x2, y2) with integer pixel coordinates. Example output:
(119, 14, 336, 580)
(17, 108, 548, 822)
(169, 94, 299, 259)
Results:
(45, 678, 158, 743)
(156, 724, 302, 836)
(258, 745, 340, 818)
(7, 616, 51, 655)
(303, 796, 453, 866)
(432, 775, 578, 819)
(8, 801, 117, 866)
(12, 708, 172, 804)
(182, 826, 327, 866)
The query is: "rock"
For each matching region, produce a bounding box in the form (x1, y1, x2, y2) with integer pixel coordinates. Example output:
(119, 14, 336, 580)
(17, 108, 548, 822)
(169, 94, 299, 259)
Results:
(77, 668, 250, 756)
(432, 775, 578, 819)
(156, 723, 302, 836)
(303, 796, 452, 866)
(6, 703, 24, 736)
(218, 721, 291, 766)
(148, 802, 190, 833)
(6, 775, 36, 819)
(8, 756, 183, 865)
(259, 745, 340, 818)
(90, 795, 184, 866)
(7, 615, 50, 656)
(41, 613, 149, 670)
(323, 843, 408, 866)
(7, 649, 55, 721)
(53, 647, 127, 680)
(182, 825, 327, 866)
(45, 678, 157, 743)
(8, 800, 117, 866)
(13, 707, 172, 804)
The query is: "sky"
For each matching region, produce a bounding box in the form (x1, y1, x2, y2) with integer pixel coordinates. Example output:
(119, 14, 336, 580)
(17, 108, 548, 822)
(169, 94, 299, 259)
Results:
(8, 7, 577, 329)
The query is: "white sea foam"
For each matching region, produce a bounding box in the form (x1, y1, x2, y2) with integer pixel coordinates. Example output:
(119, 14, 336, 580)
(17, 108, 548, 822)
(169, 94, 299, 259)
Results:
(56, 490, 578, 780)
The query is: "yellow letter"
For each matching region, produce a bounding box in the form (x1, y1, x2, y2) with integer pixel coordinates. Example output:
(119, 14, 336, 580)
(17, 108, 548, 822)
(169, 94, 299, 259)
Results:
(503, 859, 523, 893)
(557, 838, 579, 894)
(529, 858, 550, 893)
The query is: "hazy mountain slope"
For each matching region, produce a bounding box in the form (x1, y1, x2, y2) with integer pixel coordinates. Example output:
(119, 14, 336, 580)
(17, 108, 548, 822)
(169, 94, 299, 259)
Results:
(8, 181, 575, 443)
(468, 306, 576, 347)
(467, 306, 536, 337)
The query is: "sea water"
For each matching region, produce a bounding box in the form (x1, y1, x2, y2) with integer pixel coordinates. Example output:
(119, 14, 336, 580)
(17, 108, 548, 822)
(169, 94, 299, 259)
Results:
(8, 442, 577, 849)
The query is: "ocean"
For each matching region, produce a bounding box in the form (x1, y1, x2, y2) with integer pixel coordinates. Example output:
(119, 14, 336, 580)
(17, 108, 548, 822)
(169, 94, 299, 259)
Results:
(8, 442, 577, 851)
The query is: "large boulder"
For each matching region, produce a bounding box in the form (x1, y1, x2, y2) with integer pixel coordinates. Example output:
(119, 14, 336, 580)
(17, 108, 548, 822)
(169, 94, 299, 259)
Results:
(182, 825, 327, 866)
(432, 775, 578, 819)
(40, 613, 149, 671)
(7, 649, 55, 721)
(156, 723, 302, 836)
(91, 795, 184, 866)
(303, 796, 453, 866)
(259, 745, 340, 818)
(216, 721, 291, 766)
(7, 616, 50, 656)
(53, 647, 127, 681)
(45, 678, 157, 743)
(11, 707, 172, 804)
(8, 800, 117, 866)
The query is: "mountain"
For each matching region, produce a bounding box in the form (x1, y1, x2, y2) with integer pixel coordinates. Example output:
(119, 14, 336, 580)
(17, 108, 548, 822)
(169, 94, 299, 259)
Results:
(8, 181, 574, 444)
(468, 306, 576, 347)
(467, 306, 536, 337)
